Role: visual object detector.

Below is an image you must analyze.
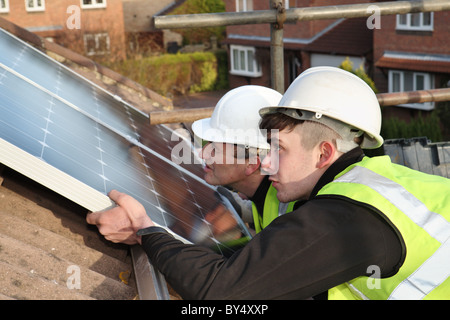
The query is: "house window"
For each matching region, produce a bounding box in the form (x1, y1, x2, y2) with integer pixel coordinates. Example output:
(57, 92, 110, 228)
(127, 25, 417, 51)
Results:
(81, 0, 106, 9)
(389, 70, 434, 110)
(25, 0, 45, 12)
(396, 12, 433, 31)
(230, 45, 261, 77)
(0, 0, 9, 13)
(84, 33, 110, 56)
(236, 0, 253, 12)
(236, 0, 289, 11)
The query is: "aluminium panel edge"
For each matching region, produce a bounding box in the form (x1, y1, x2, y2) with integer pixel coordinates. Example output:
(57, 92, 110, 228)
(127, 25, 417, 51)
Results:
(0, 137, 172, 299)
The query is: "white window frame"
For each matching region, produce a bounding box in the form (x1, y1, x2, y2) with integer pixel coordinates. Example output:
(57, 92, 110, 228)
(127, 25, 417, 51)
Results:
(235, 0, 289, 12)
(388, 70, 434, 110)
(396, 12, 433, 31)
(235, 0, 252, 12)
(83, 33, 110, 56)
(229, 45, 262, 77)
(81, 0, 107, 9)
(0, 0, 9, 13)
(25, 0, 45, 12)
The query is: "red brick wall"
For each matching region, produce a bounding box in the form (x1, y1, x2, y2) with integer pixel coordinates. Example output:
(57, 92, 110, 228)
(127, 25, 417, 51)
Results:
(224, 0, 377, 90)
(224, 0, 374, 40)
(227, 45, 273, 89)
(373, 11, 450, 93)
(0, 0, 126, 60)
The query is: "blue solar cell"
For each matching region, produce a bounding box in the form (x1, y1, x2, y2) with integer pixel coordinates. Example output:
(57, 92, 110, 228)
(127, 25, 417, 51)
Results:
(0, 28, 250, 255)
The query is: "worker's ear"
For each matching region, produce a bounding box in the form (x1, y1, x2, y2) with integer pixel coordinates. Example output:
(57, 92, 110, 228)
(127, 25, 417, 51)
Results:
(245, 155, 261, 176)
(316, 141, 337, 169)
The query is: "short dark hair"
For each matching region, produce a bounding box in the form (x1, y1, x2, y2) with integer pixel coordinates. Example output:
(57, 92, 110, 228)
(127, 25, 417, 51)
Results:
(260, 112, 341, 151)
(259, 112, 303, 134)
(260, 112, 364, 151)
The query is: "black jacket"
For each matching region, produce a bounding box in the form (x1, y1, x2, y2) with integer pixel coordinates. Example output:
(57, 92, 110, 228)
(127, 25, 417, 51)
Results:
(141, 148, 404, 299)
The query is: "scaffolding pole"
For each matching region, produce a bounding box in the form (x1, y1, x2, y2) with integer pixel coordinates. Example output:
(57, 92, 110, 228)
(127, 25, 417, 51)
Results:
(148, 88, 450, 125)
(154, 0, 450, 92)
(154, 0, 450, 29)
(151, 0, 450, 123)
(270, 0, 285, 93)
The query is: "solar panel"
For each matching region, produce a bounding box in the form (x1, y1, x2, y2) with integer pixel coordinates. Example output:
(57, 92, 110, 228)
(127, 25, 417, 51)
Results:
(0, 28, 251, 298)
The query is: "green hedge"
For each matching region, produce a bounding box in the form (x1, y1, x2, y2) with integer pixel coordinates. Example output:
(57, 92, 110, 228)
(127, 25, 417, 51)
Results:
(381, 111, 443, 142)
(106, 50, 229, 97)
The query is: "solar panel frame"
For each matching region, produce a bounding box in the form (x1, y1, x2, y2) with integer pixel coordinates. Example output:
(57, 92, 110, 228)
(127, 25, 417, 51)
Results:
(0, 28, 251, 299)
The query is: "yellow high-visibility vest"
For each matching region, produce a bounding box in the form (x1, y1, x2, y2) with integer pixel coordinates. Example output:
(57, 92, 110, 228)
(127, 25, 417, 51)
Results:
(251, 184, 296, 233)
(320, 156, 450, 300)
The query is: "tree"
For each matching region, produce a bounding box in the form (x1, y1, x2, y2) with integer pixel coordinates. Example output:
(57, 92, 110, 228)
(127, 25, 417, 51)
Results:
(169, 0, 226, 45)
(339, 57, 378, 93)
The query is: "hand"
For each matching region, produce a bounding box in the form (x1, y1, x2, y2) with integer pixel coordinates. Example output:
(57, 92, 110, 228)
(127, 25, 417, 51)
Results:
(86, 190, 154, 245)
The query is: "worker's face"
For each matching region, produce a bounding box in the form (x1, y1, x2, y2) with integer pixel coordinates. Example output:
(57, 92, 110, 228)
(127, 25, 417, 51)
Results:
(200, 142, 249, 187)
(261, 126, 322, 202)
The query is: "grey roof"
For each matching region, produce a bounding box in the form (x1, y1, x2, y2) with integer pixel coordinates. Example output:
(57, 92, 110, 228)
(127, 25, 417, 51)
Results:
(0, 167, 137, 300)
(383, 137, 450, 179)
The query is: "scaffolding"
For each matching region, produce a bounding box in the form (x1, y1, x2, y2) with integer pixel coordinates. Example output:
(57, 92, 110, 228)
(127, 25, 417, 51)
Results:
(148, 0, 450, 124)
(148, 88, 450, 124)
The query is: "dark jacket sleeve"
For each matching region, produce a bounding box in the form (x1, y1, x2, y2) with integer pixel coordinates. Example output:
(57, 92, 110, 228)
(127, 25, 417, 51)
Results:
(141, 197, 403, 300)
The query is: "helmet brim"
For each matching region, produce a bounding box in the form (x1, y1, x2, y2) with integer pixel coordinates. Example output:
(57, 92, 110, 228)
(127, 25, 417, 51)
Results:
(259, 106, 384, 149)
(192, 117, 270, 150)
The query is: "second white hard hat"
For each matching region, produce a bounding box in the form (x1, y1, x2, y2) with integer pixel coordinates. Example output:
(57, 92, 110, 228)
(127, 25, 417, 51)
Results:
(260, 66, 383, 149)
(192, 85, 282, 149)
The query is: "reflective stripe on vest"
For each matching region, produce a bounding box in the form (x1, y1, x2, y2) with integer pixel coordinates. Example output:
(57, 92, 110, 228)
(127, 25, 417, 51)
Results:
(319, 156, 450, 300)
(331, 164, 450, 299)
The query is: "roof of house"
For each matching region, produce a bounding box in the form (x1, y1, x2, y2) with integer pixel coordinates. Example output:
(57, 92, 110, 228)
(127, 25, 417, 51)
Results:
(302, 17, 373, 56)
(122, 0, 180, 32)
(384, 137, 450, 179)
(224, 18, 373, 57)
(376, 51, 450, 74)
(0, 166, 137, 300)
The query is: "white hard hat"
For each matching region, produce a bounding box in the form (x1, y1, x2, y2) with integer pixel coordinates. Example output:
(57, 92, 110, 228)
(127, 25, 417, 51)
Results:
(192, 85, 282, 149)
(260, 67, 383, 149)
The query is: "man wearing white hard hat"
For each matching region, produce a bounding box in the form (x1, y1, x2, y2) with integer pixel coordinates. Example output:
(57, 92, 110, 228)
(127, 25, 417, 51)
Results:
(256, 66, 450, 299)
(191, 85, 295, 233)
(88, 67, 450, 299)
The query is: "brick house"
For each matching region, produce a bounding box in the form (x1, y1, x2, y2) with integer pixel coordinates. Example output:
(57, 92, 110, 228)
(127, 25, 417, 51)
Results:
(122, 0, 184, 56)
(0, 0, 127, 60)
(222, 0, 450, 121)
(223, 0, 375, 90)
(373, 5, 450, 120)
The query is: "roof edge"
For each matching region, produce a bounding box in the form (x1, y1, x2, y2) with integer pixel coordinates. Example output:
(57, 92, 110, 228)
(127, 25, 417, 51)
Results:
(0, 16, 173, 109)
